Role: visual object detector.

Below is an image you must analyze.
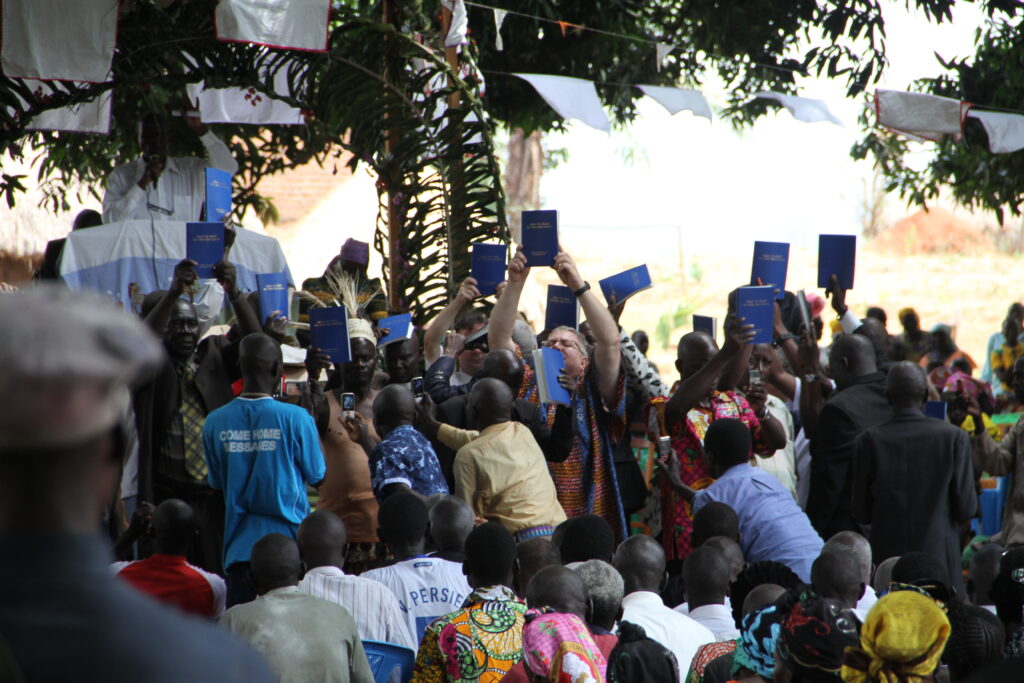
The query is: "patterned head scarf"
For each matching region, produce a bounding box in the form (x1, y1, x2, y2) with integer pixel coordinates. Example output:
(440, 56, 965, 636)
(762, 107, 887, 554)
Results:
(732, 604, 788, 678)
(523, 611, 607, 683)
(841, 591, 950, 683)
(778, 595, 860, 681)
(943, 370, 981, 402)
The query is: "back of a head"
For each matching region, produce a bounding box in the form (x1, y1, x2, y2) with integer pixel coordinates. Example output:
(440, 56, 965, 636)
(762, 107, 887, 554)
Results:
(968, 542, 1004, 606)
(703, 536, 745, 582)
(729, 561, 803, 626)
(378, 492, 428, 550)
(811, 547, 865, 609)
(464, 521, 516, 588)
(428, 495, 474, 552)
(511, 319, 538, 354)
(151, 499, 197, 553)
(944, 601, 1005, 681)
(873, 556, 900, 595)
(743, 583, 786, 617)
(296, 509, 347, 569)
(573, 560, 624, 631)
(846, 591, 951, 682)
(831, 333, 877, 387)
(825, 531, 872, 585)
(468, 377, 514, 428)
(607, 621, 680, 683)
(239, 332, 282, 377)
(777, 595, 859, 680)
(866, 306, 888, 326)
(73, 209, 103, 230)
(514, 537, 561, 596)
(525, 565, 587, 618)
(703, 418, 751, 470)
(887, 361, 928, 407)
(373, 383, 417, 432)
(480, 348, 525, 394)
(560, 514, 615, 564)
(892, 551, 951, 601)
(613, 535, 665, 594)
(692, 502, 739, 547)
(855, 317, 891, 364)
(684, 546, 731, 606)
(250, 533, 302, 592)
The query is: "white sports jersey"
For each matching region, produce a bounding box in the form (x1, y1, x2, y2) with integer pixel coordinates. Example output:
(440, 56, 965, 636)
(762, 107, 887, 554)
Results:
(361, 557, 471, 643)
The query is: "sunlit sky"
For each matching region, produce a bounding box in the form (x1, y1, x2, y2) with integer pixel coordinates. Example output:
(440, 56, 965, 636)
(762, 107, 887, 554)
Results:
(540, 1, 988, 251)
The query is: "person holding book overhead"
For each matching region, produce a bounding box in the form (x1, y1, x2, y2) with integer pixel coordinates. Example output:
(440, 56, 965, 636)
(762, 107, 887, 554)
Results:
(489, 244, 628, 542)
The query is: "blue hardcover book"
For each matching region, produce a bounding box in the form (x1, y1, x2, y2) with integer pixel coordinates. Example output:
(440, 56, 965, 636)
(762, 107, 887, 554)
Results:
(377, 313, 414, 348)
(185, 222, 225, 279)
(737, 286, 775, 345)
(693, 315, 717, 341)
(531, 347, 572, 406)
(521, 209, 559, 267)
(205, 167, 232, 222)
(256, 272, 290, 325)
(599, 264, 653, 306)
(310, 306, 352, 364)
(925, 401, 949, 421)
(545, 285, 579, 331)
(470, 243, 508, 296)
(817, 234, 857, 289)
(751, 241, 790, 300)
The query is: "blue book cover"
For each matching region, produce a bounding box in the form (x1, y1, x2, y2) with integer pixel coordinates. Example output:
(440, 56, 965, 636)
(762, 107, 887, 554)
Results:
(737, 286, 775, 345)
(545, 285, 579, 331)
(470, 243, 508, 296)
(377, 313, 414, 348)
(205, 167, 232, 222)
(310, 306, 352, 364)
(531, 347, 572, 406)
(693, 314, 717, 341)
(256, 272, 290, 325)
(817, 234, 857, 289)
(599, 264, 653, 306)
(521, 210, 559, 267)
(750, 241, 790, 300)
(925, 401, 949, 421)
(185, 222, 225, 279)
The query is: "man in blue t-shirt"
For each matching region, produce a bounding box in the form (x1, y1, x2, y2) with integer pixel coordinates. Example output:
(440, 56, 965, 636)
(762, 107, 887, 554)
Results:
(204, 334, 325, 606)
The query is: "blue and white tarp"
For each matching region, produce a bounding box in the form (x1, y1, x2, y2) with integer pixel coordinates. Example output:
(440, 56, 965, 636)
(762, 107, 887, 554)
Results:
(60, 219, 293, 312)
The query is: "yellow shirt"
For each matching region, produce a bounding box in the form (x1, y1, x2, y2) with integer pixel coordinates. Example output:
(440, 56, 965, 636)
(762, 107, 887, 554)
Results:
(960, 413, 1001, 442)
(439, 421, 567, 533)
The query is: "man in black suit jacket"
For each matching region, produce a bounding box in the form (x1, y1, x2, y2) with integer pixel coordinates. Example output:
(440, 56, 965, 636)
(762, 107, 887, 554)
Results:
(431, 348, 572, 487)
(853, 362, 977, 597)
(807, 334, 891, 539)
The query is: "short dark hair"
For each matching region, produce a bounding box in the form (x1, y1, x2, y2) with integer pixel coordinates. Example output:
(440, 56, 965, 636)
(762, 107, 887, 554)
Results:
(692, 502, 739, 547)
(465, 522, 516, 587)
(729, 561, 803, 626)
(454, 310, 488, 333)
(704, 418, 751, 469)
(944, 601, 1004, 679)
(561, 514, 615, 564)
(378, 492, 428, 547)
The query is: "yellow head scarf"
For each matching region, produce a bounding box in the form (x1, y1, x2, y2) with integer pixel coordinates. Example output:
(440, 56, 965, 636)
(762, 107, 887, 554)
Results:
(841, 591, 950, 683)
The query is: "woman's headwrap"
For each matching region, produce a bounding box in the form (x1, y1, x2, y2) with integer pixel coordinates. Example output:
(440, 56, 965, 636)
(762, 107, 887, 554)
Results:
(732, 604, 788, 678)
(841, 591, 950, 683)
(777, 595, 860, 681)
(522, 610, 607, 683)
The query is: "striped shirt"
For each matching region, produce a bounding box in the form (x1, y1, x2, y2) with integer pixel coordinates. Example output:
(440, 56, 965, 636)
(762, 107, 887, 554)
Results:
(297, 566, 416, 650)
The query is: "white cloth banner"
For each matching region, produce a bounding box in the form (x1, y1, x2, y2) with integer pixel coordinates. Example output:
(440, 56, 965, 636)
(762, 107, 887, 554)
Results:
(443, 0, 469, 48)
(638, 85, 712, 120)
(1, 0, 117, 82)
(656, 43, 673, 72)
(494, 9, 508, 51)
(754, 91, 843, 126)
(967, 110, 1024, 154)
(9, 79, 113, 134)
(215, 0, 331, 52)
(515, 74, 611, 133)
(874, 89, 965, 141)
(186, 70, 304, 125)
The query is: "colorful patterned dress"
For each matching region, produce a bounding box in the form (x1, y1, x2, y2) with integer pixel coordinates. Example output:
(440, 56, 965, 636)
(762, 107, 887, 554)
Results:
(412, 585, 528, 683)
(658, 390, 767, 561)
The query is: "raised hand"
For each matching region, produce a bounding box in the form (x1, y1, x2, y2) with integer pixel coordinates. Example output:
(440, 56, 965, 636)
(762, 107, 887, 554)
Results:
(506, 245, 531, 285)
(553, 248, 585, 291)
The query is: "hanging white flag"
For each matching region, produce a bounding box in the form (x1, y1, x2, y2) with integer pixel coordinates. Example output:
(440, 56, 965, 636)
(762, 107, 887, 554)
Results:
(656, 43, 673, 72)
(754, 91, 843, 126)
(494, 8, 508, 51)
(514, 74, 611, 133)
(874, 89, 966, 141)
(967, 109, 1024, 154)
(215, 0, 331, 52)
(15, 80, 112, 134)
(638, 85, 712, 120)
(186, 68, 305, 126)
(442, 0, 469, 48)
(1, 0, 117, 82)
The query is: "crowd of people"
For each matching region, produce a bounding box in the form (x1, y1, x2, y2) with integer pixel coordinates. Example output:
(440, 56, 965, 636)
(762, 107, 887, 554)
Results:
(10, 175, 1024, 681)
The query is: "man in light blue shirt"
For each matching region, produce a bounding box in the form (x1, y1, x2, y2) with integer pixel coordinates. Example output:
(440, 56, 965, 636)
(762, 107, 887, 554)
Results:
(659, 417, 822, 582)
(205, 334, 326, 606)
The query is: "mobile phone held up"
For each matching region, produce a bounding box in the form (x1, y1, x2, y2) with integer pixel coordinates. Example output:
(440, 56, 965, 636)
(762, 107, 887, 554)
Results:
(341, 392, 356, 420)
(749, 369, 761, 386)
(411, 376, 425, 403)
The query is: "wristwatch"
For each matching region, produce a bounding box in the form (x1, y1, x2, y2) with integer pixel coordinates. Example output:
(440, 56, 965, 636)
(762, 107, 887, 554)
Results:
(573, 282, 591, 298)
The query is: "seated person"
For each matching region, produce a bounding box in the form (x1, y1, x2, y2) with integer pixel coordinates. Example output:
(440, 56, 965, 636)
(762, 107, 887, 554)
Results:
(112, 499, 226, 619)
(426, 495, 474, 564)
(681, 546, 739, 641)
(660, 418, 823, 582)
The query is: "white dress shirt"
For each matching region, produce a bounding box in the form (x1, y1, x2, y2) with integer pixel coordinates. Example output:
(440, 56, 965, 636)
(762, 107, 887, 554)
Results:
(297, 565, 416, 649)
(854, 584, 879, 622)
(620, 591, 715, 680)
(102, 131, 239, 224)
(680, 603, 740, 642)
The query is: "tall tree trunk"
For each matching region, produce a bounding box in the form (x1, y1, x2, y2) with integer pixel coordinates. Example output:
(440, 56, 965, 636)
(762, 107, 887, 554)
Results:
(504, 128, 543, 242)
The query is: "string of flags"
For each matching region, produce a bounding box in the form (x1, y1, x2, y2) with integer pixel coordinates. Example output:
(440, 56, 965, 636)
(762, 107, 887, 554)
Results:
(1, 0, 1023, 155)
